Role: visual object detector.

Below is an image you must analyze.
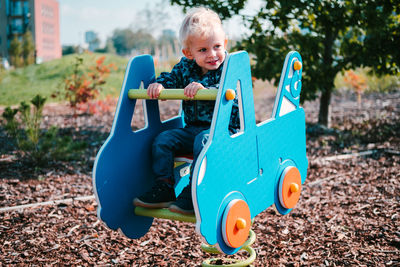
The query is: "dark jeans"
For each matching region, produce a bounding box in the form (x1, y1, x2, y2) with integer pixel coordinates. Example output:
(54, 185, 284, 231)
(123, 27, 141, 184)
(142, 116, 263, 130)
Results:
(152, 125, 210, 185)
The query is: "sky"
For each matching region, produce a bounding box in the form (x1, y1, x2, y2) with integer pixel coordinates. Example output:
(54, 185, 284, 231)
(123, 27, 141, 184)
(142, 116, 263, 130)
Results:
(59, 0, 263, 46)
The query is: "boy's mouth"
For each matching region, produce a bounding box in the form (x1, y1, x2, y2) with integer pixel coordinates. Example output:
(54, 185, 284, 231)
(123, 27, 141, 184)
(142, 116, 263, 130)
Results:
(207, 59, 219, 65)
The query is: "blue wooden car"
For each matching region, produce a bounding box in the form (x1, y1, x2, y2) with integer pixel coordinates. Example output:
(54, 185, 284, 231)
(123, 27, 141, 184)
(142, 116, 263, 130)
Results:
(93, 51, 308, 255)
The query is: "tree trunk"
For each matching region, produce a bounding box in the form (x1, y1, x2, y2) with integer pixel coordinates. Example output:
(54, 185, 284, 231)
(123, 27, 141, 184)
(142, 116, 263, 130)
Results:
(319, 25, 336, 127)
(318, 87, 332, 127)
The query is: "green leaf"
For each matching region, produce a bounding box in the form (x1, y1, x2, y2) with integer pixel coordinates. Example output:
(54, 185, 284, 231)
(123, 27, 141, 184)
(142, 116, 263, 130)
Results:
(31, 94, 47, 109)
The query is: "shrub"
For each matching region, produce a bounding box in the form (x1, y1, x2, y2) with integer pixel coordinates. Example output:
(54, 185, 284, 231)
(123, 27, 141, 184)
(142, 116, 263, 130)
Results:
(75, 94, 116, 115)
(366, 73, 400, 93)
(336, 67, 400, 94)
(1, 94, 87, 168)
(343, 70, 368, 106)
(64, 55, 116, 115)
(8, 35, 23, 68)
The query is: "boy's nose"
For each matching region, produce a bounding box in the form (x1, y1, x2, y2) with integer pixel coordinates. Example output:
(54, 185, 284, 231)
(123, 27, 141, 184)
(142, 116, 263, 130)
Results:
(208, 49, 217, 57)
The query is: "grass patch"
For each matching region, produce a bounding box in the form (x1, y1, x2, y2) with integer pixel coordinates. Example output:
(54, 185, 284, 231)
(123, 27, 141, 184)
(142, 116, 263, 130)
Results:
(0, 52, 129, 106)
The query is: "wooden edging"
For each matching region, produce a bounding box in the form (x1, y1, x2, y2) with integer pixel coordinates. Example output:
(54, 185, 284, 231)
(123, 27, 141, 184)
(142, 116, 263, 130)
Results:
(0, 195, 95, 213)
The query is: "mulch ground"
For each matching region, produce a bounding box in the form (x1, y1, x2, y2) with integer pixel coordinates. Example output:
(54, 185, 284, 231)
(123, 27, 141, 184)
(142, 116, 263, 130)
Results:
(0, 89, 399, 266)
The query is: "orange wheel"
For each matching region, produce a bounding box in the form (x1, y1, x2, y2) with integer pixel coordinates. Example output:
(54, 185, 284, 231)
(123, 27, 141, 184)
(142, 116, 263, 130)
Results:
(278, 166, 302, 209)
(222, 199, 251, 248)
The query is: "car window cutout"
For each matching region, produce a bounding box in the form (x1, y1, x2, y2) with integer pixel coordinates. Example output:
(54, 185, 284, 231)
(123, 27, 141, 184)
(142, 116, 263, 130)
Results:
(131, 81, 147, 132)
(230, 80, 244, 137)
(254, 80, 275, 126)
(159, 99, 181, 123)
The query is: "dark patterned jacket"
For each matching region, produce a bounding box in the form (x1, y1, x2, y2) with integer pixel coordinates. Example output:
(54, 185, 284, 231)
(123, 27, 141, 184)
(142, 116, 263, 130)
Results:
(156, 57, 240, 132)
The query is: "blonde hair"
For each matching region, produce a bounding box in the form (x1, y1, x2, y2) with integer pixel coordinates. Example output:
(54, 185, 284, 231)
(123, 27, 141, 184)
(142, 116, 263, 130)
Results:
(179, 7, 225, 49)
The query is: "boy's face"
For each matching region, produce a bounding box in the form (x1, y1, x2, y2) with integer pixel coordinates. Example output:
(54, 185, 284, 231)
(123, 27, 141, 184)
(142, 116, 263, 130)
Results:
(182, 29, 227, 75)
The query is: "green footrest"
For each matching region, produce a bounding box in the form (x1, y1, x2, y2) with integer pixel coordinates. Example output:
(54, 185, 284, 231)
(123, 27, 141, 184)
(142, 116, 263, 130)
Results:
(134, 206, 196, 223)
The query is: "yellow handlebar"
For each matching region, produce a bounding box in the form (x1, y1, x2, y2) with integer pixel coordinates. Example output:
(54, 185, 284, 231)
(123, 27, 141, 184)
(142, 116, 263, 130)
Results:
(128, 89, 218, 100)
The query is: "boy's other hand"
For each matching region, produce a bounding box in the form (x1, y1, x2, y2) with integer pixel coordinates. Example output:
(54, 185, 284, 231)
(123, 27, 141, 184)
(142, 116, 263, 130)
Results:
(147, 83, 164, 99)
(184, 82, 205, 99)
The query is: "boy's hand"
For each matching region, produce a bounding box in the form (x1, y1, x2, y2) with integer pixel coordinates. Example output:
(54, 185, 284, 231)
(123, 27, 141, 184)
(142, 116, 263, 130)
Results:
(184, 82, 205, 99)
(147, 83, 164, 99)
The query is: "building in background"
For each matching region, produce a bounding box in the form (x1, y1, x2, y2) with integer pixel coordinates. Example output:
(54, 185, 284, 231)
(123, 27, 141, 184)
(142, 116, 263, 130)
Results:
(85, 31, 100, 52)
(0, 0, 61, 64)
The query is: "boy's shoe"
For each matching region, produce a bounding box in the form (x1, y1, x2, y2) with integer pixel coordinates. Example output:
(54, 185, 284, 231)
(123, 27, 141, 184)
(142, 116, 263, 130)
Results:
(133, 181, 176, 209)
(169, 185, 194, 215)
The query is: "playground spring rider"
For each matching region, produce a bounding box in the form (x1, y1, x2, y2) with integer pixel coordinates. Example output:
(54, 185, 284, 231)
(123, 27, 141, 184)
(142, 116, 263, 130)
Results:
(93, 51, 308, 265)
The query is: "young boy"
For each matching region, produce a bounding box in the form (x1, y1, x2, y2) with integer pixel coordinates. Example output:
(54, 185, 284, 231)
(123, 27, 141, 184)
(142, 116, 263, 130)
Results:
(133, 7, 240, 215)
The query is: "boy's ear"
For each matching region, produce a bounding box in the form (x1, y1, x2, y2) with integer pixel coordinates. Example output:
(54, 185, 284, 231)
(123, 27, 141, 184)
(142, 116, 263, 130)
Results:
(224, 39, 228, 48)
(182, 49, 193, 59)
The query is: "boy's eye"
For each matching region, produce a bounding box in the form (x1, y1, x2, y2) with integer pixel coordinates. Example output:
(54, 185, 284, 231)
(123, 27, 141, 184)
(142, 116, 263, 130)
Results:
(199, 48, 207, 52)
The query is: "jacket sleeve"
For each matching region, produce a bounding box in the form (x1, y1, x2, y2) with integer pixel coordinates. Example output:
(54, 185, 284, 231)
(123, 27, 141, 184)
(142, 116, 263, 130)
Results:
(155, 58, 185, 89)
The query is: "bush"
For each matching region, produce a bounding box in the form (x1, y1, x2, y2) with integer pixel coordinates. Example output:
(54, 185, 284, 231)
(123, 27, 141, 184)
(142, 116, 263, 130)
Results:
(1, 94, 87, 168)
(64, 55, 116, 115)
(335, 67, 400, 94)
(366, 73, 400, 93)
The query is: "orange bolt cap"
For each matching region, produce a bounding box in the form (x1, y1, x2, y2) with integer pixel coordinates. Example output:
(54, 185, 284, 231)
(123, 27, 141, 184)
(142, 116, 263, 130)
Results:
(290, 182, 299, 193)
(236, 218, 247, 230)
(293, 61, 302, 71)
(225, 89, 236, 100)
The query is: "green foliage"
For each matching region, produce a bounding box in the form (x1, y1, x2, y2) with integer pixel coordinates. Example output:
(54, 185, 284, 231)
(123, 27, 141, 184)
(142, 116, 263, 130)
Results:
(335, 68, 400, 94)
(111, 28, 156, 55)
(0, 60, 5, 83)
(62, 45, 79, 56)
(99, 39, 116, 54)
(1, 94, 87, 167)
(2, 106, 19, 138)
(170, 0, 247, 20)
(366, 73, 400, 93)
(19, 95, 46, 147)
(8, 32, 35, 67)
(9, 35, 23, 68)
(106, 39, 117, 54)
(340, 1, 400, 76)
(171, 0, 400, 126)
(22, 31, 35, 66)
(0, 52, 129, 106)
(111, 28, 135, 55)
